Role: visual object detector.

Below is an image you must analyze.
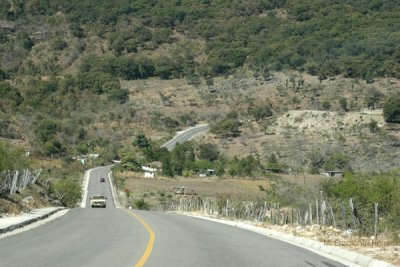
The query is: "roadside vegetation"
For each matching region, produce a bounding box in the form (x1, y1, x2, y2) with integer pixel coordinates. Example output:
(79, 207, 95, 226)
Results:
(0, 142, 29, 173)
(114, 134, 266, 178)
(113, 134, 400, 240)
(115, 164, 400, 242)
(383, 94, 400, 123)
(0, 141, 84, 212)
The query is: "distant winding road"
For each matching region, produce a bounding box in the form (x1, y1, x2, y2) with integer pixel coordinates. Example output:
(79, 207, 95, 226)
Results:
(161, 124, 210, 151)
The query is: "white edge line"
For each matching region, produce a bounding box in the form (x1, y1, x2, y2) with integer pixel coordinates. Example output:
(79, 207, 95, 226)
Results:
(108, 170, 120, 209)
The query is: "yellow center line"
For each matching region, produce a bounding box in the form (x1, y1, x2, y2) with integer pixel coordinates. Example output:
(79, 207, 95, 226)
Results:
(125, 209, 156, 267)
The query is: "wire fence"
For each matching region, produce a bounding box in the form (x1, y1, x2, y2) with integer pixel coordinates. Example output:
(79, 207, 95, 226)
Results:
(0, 169, 42, 197)
(155, 195, 380, 237)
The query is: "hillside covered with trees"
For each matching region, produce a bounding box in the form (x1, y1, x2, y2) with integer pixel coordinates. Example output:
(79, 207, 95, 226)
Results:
(2, 0, 400, 153)
(2, 0, 400, 80)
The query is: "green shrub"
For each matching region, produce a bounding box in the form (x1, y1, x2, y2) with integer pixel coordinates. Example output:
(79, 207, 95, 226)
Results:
(0, 142, 29, 172)
(70, 23, 85, 38)
(120, 152, 142, 171)
(198, 143, 220, 162)
(109, 88, 129, 103)
(368, 119, 379, 133)
(322, 171, 400, 238)
(0, 69, 9, 80)
(50, 177, 82, 207)
(339, 97, 348, 112)
(228, 155, 263, 177)
(134, 134, 150, 148)
(35, 119, 58, 143)
(322, 100, 331, 110)
(383, 94, 400, 123)
(366, 88, 384, 109)
(307, 150, 325, 173)
(250, 105, 273, 121)
(43, 139, 66, 157)
(323, 152, 351, 171)
(210, 118, 241, 137)
(0, 82, 24, 107)
(134, 198, 150, 210)
(154, 56, 183, 79)
(52, 37, 67, 50)
(267, 153, 287, 173)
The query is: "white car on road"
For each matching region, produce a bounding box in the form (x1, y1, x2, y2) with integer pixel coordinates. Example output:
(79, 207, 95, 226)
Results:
(90, 195, 107, 208)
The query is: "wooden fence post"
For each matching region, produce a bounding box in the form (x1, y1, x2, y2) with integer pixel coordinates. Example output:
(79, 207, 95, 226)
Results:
(270, 206, 273, 223)
(304, 210, 309, 225)
(315, 198, 319, 224)
(277, 203, 280, 225)
(225, 199, 229, 218)
(349, 198, 358, 229)
(291, 208, 294, 226)
(328, 202, 337, 228)
(341, 201, 346, 228)
(10, 171, 18, 195)
(374, 203, 379, 239)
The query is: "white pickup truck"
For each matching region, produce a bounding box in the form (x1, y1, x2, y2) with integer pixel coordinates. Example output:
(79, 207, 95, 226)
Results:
(90, 195, 107, 208)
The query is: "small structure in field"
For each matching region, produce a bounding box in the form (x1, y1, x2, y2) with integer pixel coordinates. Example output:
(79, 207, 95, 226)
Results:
(323, 171, 343, 178)
(172, 186, 196, 196)
(199, 169, 216, 177)
(142, 165, 157, 178)
(144, 172, 155, 178)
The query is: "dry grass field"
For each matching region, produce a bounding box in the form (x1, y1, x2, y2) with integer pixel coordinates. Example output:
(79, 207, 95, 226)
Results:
(114, 170, 273, 207)
(113, 170, 331, 209)
(116, 171, 270, 197)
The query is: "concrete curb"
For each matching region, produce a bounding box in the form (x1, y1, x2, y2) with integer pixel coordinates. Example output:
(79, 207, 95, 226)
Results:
(184, 214, 396, 267)
(0, 207, 66, 235)
(108, 171, 120, 209)
(80, 168, 90, 208)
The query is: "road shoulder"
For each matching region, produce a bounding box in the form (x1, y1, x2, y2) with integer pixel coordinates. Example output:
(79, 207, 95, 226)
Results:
(0, 207, 69, 239)
(179, 213, 396, 267)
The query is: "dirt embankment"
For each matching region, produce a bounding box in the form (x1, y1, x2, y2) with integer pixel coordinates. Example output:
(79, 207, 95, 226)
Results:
(0, 183, 55, 216)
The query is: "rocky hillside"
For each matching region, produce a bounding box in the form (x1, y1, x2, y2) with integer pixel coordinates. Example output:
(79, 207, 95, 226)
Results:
(119, 69, 400, 172)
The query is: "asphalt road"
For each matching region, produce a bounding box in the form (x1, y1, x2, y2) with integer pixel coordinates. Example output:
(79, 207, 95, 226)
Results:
(130, 210, 347, 267)
(0, 166, 347, 267)
(161, 124, 210, 151)
(0, 166, 149, 267)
